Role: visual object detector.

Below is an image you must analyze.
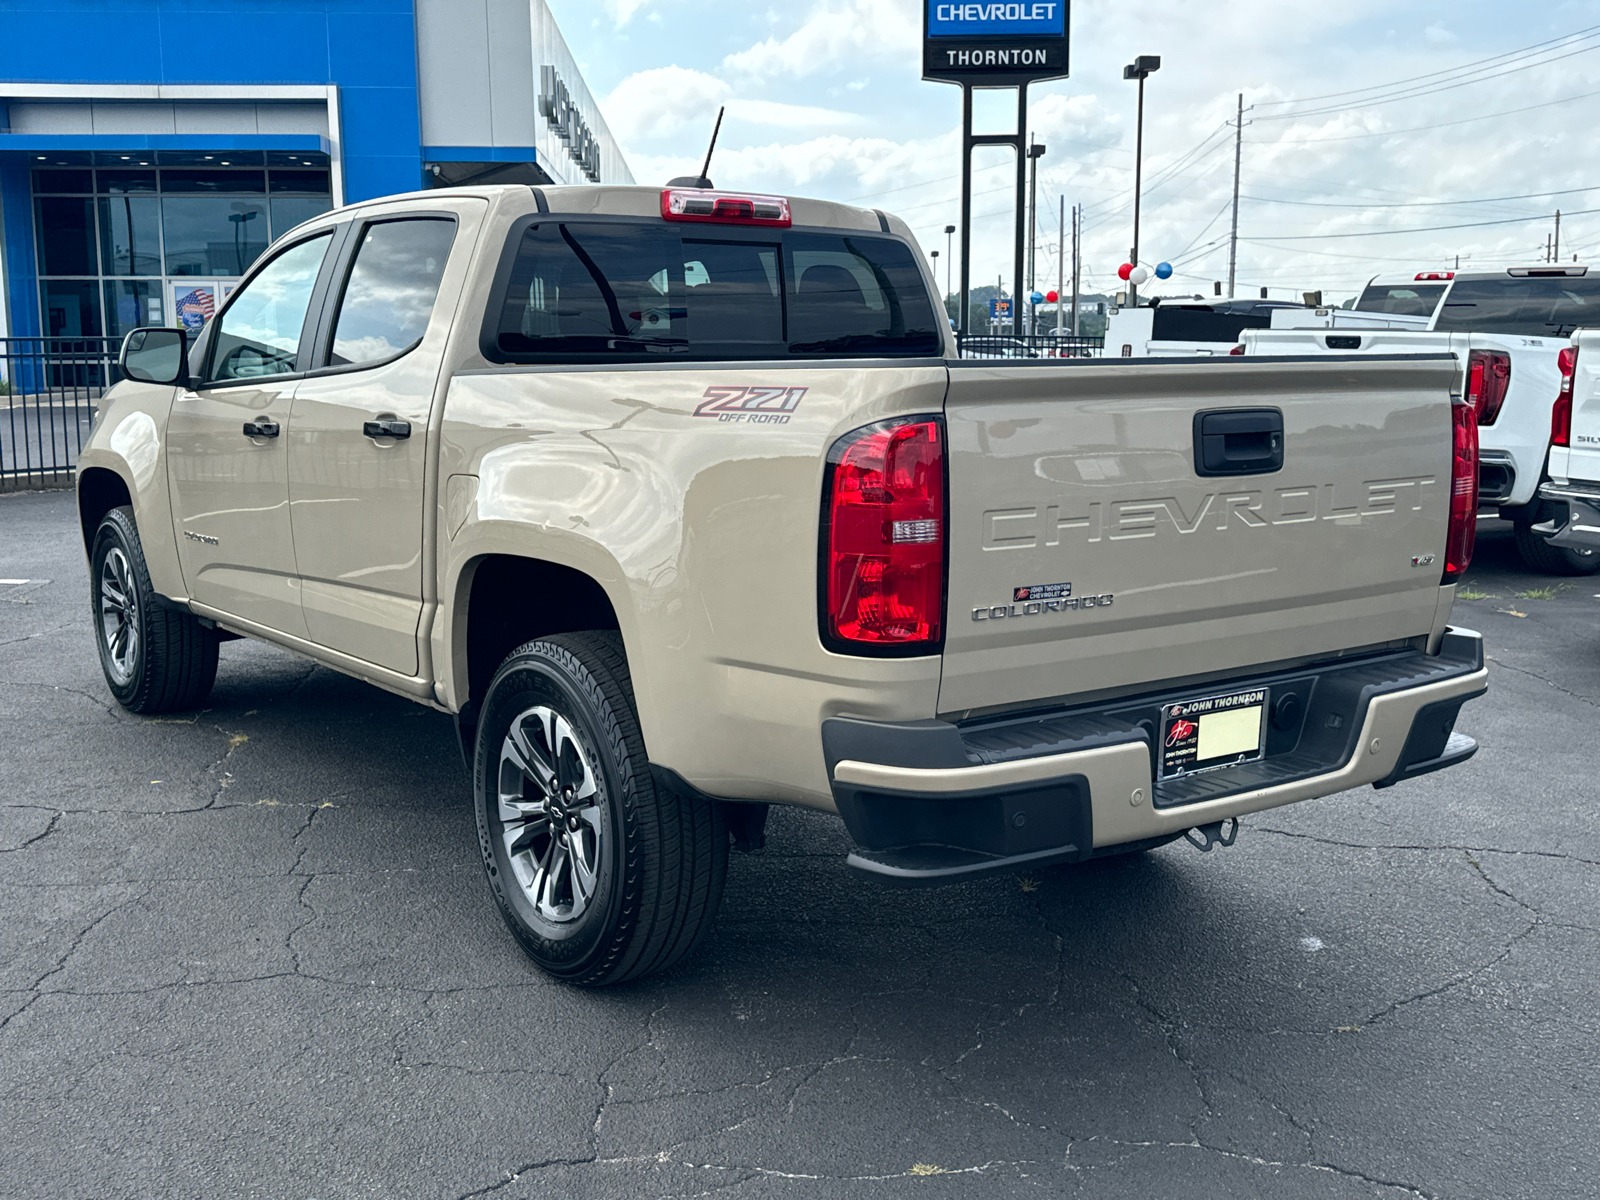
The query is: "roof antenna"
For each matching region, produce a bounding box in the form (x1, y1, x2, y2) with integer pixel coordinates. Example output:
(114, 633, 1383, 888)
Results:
(667, 106, 724, 189)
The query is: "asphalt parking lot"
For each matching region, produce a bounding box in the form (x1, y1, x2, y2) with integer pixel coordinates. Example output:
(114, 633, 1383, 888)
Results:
(2, 487, 1596, 1200)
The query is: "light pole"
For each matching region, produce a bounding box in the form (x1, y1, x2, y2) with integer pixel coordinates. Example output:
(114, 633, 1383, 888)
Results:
(930, 250, 941, 320)
(943, 225, 955, 301)
(1026, 141, 1045, 332)
(1123, 54, 1161, 306)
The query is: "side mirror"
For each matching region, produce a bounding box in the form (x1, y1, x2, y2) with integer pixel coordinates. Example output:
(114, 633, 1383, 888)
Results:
(119, 327, 189, 386)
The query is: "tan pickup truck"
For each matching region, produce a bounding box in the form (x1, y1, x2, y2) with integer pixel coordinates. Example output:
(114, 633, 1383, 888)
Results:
(78, 183, 1487, 985)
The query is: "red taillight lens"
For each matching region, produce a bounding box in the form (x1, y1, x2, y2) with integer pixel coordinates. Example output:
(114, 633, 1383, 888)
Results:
(823, 418, 945, 649)
(660, 188, 791, 226)
(1464, 349, 1511, 424)
(1552, 345, 1577, 447)
(1444, 398, 1479, 582)
(1228, 343, 1245, 355)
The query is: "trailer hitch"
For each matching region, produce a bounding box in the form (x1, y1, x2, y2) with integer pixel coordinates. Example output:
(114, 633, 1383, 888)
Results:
(1183, 818, 1239, 853)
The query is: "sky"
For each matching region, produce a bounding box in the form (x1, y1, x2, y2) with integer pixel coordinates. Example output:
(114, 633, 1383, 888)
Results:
(548, 0, 1600, 306)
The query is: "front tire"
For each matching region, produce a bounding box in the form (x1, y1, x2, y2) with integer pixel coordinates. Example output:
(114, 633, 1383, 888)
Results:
(1512, 520, 1600, 575)
(91, 506, 218, 713)
(473, 632, 727, 986)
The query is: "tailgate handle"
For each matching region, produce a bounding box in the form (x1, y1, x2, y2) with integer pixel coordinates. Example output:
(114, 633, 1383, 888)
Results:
(1193, 408, 1284, 477)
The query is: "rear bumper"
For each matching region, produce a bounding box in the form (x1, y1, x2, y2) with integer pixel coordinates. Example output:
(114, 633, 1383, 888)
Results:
(1536, 483, 1600, 552)
(826, 629, 1487, 885)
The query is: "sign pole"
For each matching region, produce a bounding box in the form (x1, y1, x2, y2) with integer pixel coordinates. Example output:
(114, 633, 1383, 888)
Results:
(959, 85, 974, 337)
(923, 0, 1070, 345)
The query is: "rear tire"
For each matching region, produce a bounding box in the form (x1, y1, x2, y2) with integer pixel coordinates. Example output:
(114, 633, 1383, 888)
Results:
(90, 506, 218, 713)
(473, 631, 727, 986)
(1512, 520, 1600, 575)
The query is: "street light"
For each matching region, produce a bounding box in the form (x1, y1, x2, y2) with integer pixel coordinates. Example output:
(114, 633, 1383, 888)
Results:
(1123, 54, 1161, 306)
(1026, 142, 1046, 331)
(943, 225, 955, 301)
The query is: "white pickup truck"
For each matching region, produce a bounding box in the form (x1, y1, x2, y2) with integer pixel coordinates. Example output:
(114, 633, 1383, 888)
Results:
(79, 182, 1488, 985)
(1243, 265, 1600, 574)
(1539, 329, 1600, 554)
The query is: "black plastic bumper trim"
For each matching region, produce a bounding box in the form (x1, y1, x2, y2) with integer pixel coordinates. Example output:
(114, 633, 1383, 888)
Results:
(846, 842, 1082, 887)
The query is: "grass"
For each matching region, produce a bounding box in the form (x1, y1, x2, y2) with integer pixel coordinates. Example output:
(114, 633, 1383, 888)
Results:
(1456, 588, 1494, 601)
(1516, 585, 1562, 601)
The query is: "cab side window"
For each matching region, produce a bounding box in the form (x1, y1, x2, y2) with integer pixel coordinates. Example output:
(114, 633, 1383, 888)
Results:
(205, 233, 331, 383)
(326, 218, 457, 367)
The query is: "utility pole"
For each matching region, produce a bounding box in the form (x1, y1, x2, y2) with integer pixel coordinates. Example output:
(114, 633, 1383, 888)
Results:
(1555, 209, 1562, 261)
(1056, 194, 1065, 333)
(1228, 92, 1242, 299)
(944, 225, 955, 303)
(1071, 203, 1080, 335)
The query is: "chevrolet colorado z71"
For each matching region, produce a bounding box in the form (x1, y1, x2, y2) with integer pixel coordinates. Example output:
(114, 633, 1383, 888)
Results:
(79, 184, 1487, 985)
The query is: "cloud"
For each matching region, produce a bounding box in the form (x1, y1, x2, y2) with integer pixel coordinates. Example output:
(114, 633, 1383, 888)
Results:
(722, 0, 919, 79)
(603, 66, 863, 149)
(603, 0, 656, 24)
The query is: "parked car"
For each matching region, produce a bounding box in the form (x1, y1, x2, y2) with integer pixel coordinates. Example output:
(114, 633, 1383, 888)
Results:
(1242, 265, 1600, 574)
(1103, 298, 1303, 357)
(79, 183, 1487, 986)
(1535, 329, 1600, 562)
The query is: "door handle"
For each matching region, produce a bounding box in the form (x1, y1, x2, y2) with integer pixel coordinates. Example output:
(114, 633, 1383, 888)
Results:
(242, 418, 280, 438)
(363, 418, 412, 440)
(1193, 408, 1284, 477)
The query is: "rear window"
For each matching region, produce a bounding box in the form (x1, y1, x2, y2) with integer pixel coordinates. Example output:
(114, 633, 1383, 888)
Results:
(1355, 284, 1446, 317)
(1434, 276, 1600, 337)
(488, 221, 941, 362)
(1149, 306, 1271, 343)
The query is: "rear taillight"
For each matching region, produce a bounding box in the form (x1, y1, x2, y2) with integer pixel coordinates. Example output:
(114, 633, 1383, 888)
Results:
(1552, 345, 1577, 447)
(1444, 398, 1479, 582)
(661, 188, 791, 226)
(822, 418, 945, 650)
(1465, 349, 1511, 425)
(1228, 344, 1245, 355)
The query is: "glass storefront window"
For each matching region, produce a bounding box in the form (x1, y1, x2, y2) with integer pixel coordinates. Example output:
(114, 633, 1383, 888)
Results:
(98, 195, 163, 276)
(162, 197, 269, 277)
(104, 281, 166, 338)
(270, 196, 333, 239)
(36, 197, 98, 276)
(41, 280, 102, 337)
(31, 155, 331, 338)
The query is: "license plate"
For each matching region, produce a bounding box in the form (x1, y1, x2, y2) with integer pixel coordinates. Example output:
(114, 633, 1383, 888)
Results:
(1159, 687, 1269, 780)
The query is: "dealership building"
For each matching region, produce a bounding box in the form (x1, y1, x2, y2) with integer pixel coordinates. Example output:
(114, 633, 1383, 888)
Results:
(0, 0, 632, 340)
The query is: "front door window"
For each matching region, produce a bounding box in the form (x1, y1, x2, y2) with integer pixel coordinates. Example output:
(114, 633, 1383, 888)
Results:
(204, 234, 331, 383)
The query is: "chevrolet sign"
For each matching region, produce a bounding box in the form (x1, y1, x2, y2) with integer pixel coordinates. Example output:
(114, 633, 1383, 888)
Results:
(923, 0, 1069, 84)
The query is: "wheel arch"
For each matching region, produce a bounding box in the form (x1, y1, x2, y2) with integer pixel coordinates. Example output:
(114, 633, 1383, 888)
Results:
(451, 552, 625, 719)
(77, 466, 134, 556)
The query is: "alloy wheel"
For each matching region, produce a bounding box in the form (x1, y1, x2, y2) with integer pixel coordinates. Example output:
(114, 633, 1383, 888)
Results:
(99, 546, 139, 685)
(497, 705, 605, 922)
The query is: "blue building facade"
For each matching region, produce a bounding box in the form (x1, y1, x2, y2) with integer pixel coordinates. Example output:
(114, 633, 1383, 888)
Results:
(0, 0, 631, 339)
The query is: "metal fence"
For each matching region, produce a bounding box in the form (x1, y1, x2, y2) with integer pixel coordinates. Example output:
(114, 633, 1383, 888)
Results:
(956, 332, 1104, 360)
(1, 337, 121, 491)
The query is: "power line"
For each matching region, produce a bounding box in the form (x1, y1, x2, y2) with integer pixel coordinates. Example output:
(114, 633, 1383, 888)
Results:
(1244, 206, 1600, 241)
(1251, 24, 1600, 108)
(1239, 184, 1600, 210)
(1254, 39, 1600, 122)
(1260, 86, 1600, 145)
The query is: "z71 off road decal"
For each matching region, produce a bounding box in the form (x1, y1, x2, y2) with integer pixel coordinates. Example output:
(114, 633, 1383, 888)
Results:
(694, 386, 807, 423)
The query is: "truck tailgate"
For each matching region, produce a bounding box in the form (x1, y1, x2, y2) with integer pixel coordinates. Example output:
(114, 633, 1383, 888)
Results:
(938, 356, 1460, 716)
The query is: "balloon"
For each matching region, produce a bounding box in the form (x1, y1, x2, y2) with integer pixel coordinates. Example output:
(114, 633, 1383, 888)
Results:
(1030, 291, 1044, 305)
(1155, 261, 1173, 279)
(1117, 262, 1133, 281)
(1129, 265, 1151, 285)
(1046, 290, 1059, 303)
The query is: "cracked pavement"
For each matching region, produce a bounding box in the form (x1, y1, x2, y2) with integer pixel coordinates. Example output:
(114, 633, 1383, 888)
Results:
(2, 490, 1597, 1199)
